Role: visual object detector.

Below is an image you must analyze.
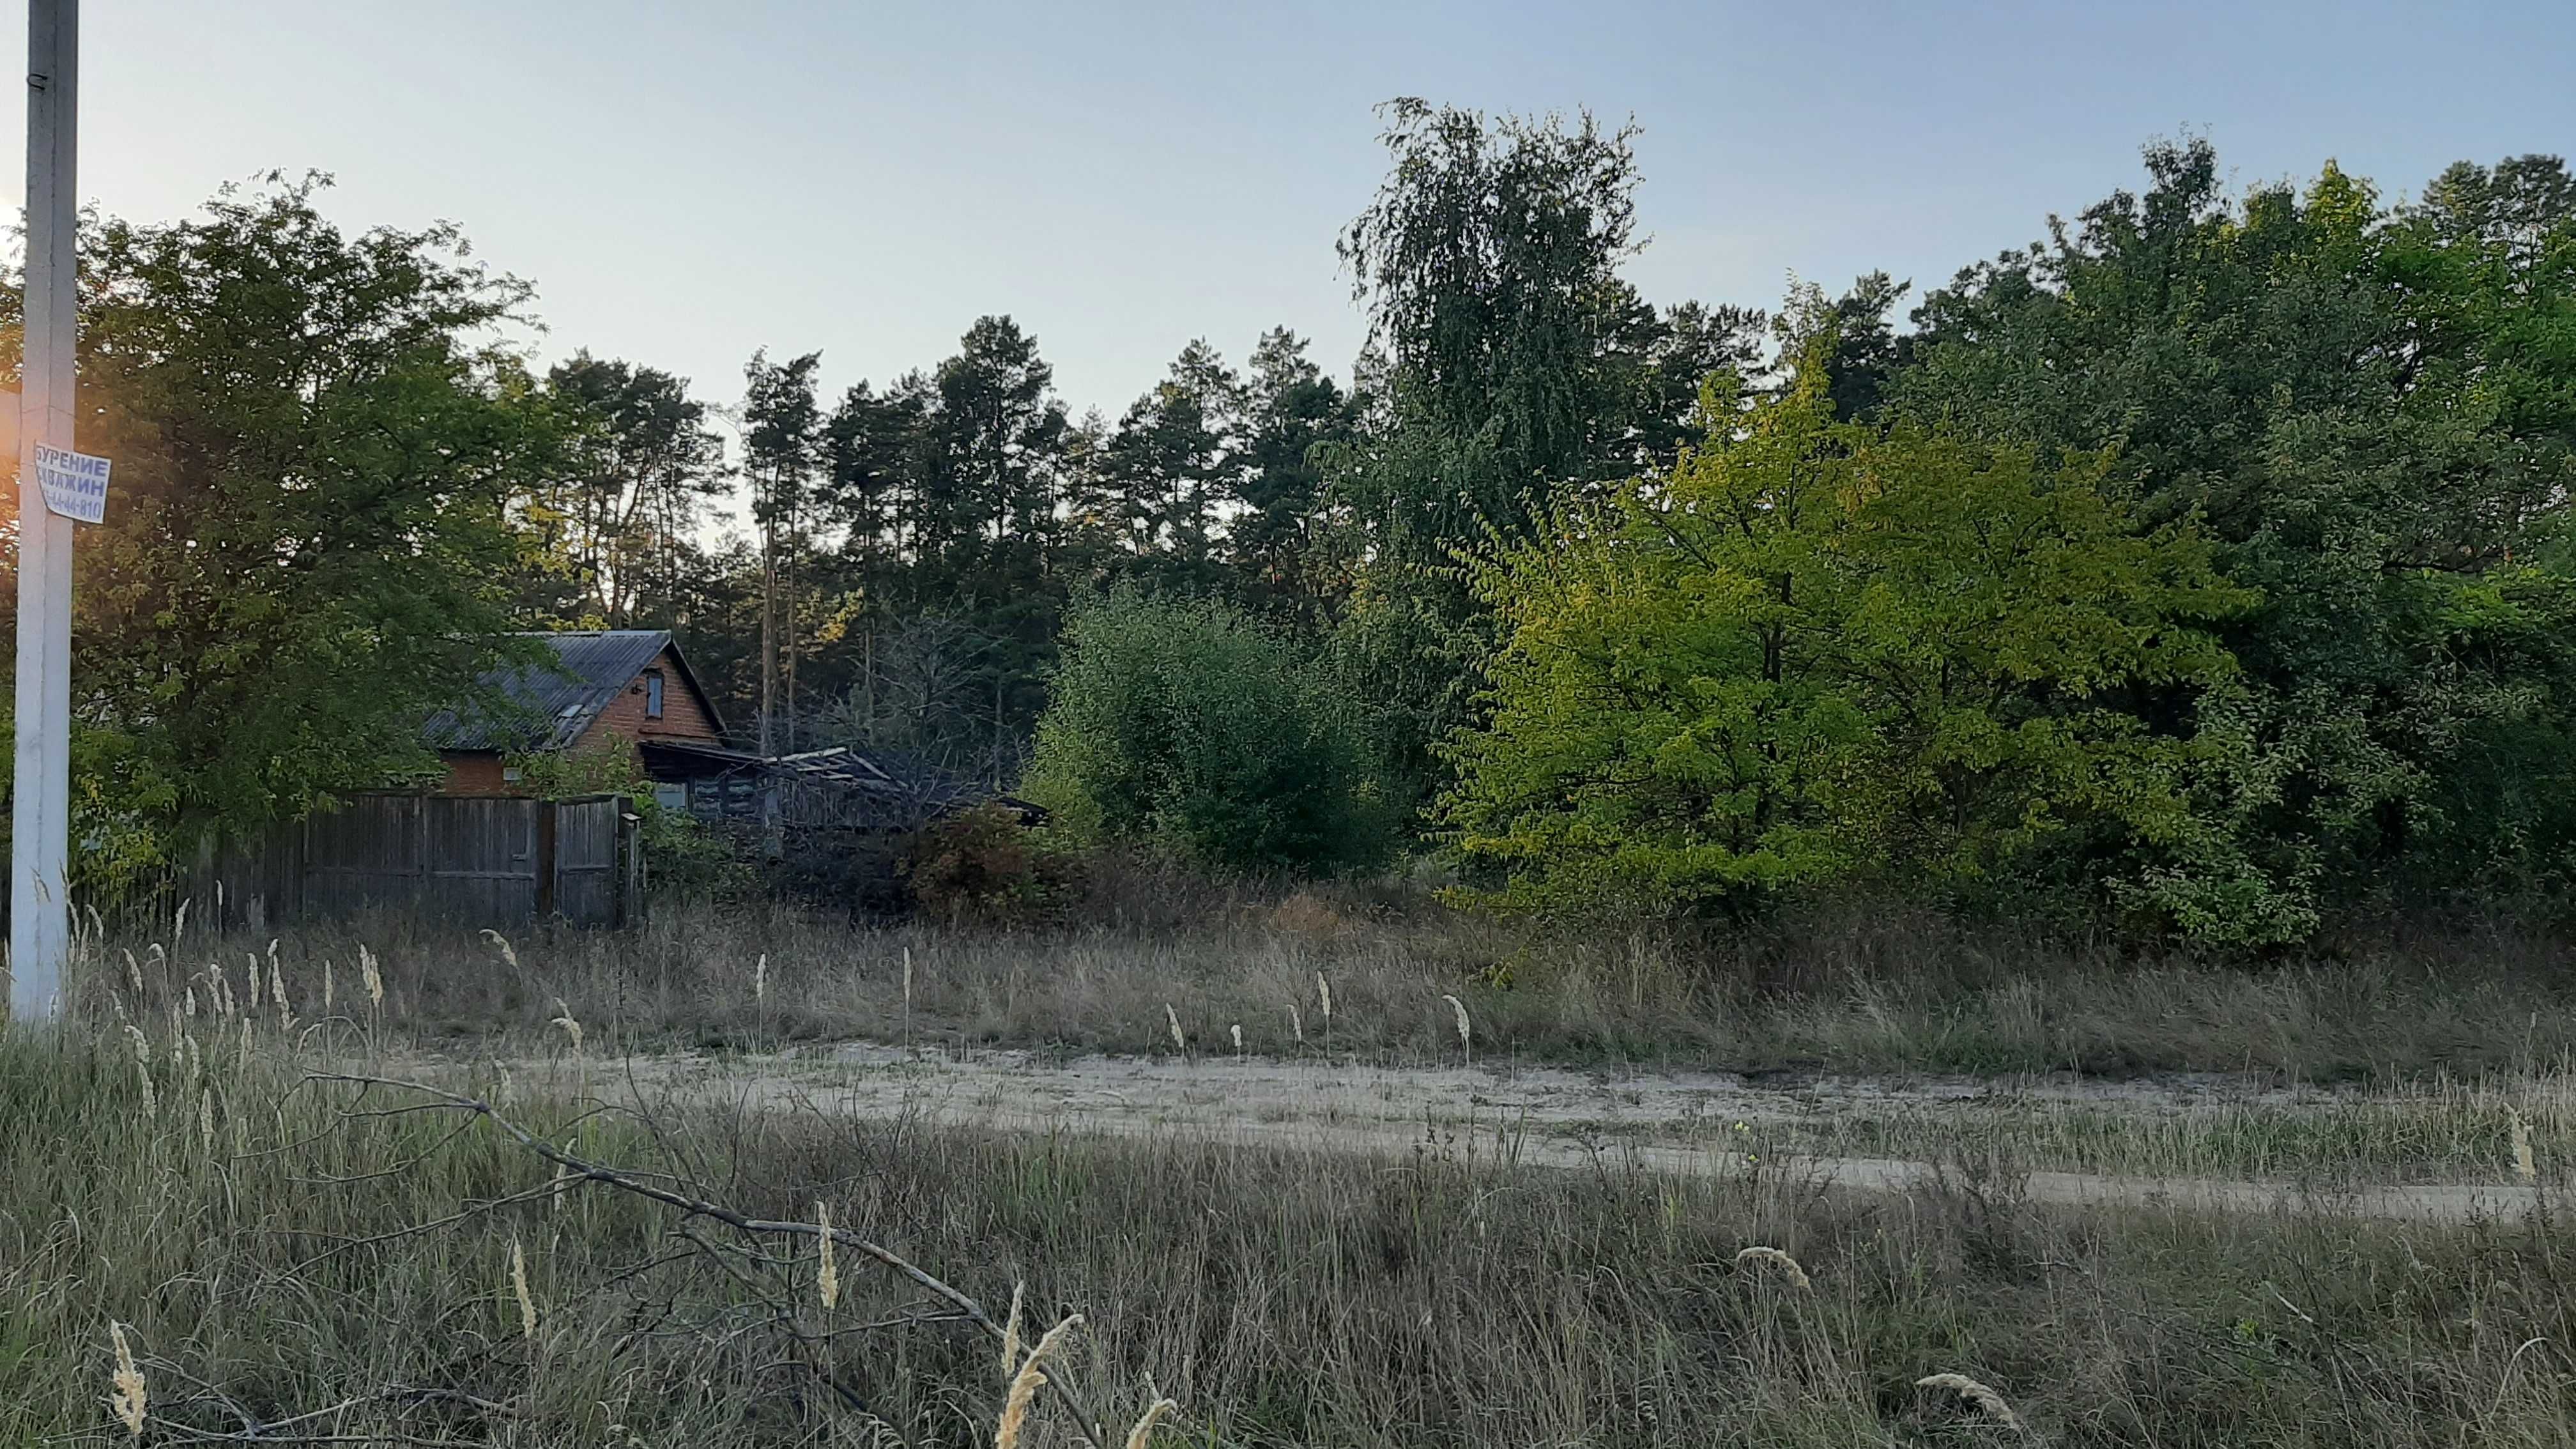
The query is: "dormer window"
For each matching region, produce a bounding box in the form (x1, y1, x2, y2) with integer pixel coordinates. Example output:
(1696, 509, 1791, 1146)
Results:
(645, 670, 666, 719)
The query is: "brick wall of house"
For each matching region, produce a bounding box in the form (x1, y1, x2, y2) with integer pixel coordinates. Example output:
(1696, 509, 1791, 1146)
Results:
(440, 751, 513, 793)
(577, 645, 723, 751)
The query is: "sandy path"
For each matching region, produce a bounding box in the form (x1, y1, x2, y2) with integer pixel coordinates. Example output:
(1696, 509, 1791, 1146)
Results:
(524, 1044, 2547, 1225)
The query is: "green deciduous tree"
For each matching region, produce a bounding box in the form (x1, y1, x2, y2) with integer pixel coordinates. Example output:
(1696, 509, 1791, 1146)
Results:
(1328, 100, 1763, 811)
(4, 174, 574, 871)
(1899, 141, 2576, 914)
(1442, 341, 2253, 924)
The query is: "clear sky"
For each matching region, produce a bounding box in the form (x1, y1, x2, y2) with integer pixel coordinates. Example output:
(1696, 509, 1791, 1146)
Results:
(10, 1, 2574, 422)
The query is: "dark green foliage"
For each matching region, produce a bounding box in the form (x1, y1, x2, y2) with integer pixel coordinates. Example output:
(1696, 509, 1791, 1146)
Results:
(1896, 141, 2576, 923)
(1326, 100, 1765, 809)
(1023, 590, 1394, 876)
(38, 117, 2576, 943)
(1230, 328, 1361, 630)
(8, 174, 576, 868)
(1443, 345, 2254, 926)
(532, 353, 728, 628)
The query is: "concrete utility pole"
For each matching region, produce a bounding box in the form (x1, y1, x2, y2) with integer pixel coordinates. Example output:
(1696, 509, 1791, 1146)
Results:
(10, 0, 77, 1025)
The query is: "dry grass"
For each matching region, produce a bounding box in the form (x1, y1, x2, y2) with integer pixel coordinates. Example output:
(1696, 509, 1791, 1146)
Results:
(994, 1313, 1082, 1449)
(123, 894, 2576, 1087)
(15, 893, 2576, 1443)
(1915, 1372, 2029, 1433)
(10, 1000, 2576, 1446)
(1121, 1397, 1177, 1449)
(107, 1321, 146, 1438)
(1000, 1280, 1026, 1378)
(1733, 1245, 1814, 1291)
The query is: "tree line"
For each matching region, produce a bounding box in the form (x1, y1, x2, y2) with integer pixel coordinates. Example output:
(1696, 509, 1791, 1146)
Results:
(10, 109, 2574, 944)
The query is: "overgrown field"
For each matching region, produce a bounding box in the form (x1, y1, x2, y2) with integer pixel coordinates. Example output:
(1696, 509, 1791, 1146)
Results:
(12, 906, 2576, 1443)
(8, 1015, 2576, 1448)
(207, 889, 2576, 1084)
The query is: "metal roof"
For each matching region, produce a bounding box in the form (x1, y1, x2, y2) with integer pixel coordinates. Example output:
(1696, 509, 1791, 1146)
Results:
(636, 739, 1049, 829)
(424, 630, 683, 752)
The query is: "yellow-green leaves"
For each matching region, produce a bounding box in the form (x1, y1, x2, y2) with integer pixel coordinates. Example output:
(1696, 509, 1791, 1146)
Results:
(1442, 358, 2246, 919)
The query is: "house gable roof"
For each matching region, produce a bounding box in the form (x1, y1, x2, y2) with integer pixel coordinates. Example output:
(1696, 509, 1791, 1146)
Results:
(425, 630, 727, 753)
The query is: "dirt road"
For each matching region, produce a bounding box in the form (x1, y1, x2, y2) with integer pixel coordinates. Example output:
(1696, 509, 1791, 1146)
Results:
(541, 1043, 2546, 1225)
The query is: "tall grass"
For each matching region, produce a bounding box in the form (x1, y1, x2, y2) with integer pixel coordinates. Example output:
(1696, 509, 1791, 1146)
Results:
(92, 893, 2576, 1084)
(8, 1015, 2576, 1445)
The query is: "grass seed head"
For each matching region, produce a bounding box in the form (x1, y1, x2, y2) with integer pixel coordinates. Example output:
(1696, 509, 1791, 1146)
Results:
(816, 1201, 840, 1310)
(1733, 1245, 1813, 1289)
(360, 944, 385, 1009)
(1231, 1023, 1243, 1055)
(122, 948, 143, 999)
(246, 951, 263, 1010)
(1289, 1000, 1304, 1043)
(1166, 1002, 1185, 1055)
(321, 958, 334, 1015)
(994, 1312, 1083, 1449)
(107, 1321, 146, 1438)
(1442, 993, 1471, 1058)
(122, 1025, 157, 1123)
(511, 1234, 538, 1342)
(550, 999, 585, 1055)
(1123, 1398, 1177, 1449)
(755, 952, 768, 1006)
(482, 928, 521, 971)
(1917, 1373, 2027, 1432)
(1316, 971, 1331, 1018)
(1000, 1280, 1025, 1378)
(2511, 1107, 2540, 1186)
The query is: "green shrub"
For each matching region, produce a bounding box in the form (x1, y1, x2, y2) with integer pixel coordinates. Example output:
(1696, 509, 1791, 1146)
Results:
(1023, 590, 1396, 877)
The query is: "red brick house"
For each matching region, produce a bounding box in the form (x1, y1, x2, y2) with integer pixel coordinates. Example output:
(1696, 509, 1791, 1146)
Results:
(422, 630, 727, 794)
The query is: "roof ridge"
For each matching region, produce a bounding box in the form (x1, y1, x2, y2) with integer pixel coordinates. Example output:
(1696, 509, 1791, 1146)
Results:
(425, 629, 684, 753)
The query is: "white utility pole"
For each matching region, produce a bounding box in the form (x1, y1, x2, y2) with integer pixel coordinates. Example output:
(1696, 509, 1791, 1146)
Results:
(10, 0, 77, 1025)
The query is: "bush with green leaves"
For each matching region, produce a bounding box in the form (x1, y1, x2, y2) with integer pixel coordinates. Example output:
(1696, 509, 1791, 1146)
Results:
(507, 737, 751, 901)
(1023, 590, 1395, 877)
(1441, 345, 2266, 932)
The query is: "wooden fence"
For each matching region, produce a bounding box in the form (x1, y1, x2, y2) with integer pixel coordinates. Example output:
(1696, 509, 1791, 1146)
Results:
(185, 792, 641, 933)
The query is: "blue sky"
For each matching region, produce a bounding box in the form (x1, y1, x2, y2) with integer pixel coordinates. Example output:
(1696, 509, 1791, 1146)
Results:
(13, 1, 2575, 422)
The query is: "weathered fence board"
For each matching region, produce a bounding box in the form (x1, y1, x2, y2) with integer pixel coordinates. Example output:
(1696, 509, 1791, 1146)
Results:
(186, 792, 638, 933)
(551, 797, 624, 927)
